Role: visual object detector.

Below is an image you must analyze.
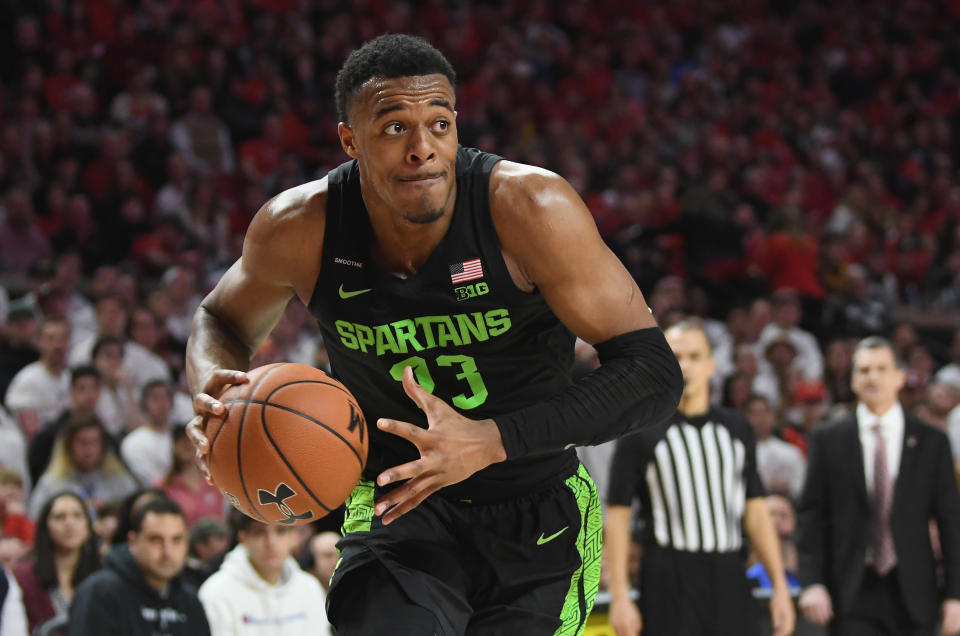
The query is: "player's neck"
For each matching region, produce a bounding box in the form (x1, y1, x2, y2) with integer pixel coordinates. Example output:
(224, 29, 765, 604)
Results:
(364, 184, 457, 277)
(368, 207, 455, 277)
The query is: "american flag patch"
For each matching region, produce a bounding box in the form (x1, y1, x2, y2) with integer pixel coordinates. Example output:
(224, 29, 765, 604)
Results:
(449, 258, 484, 284)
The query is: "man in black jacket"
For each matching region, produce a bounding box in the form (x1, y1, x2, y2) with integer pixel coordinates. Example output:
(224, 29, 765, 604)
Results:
(797, 336, 960, 636)
(70, 497, 210, 636)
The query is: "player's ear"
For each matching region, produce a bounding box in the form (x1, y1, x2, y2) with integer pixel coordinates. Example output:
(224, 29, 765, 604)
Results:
(338, 122, 359, 159)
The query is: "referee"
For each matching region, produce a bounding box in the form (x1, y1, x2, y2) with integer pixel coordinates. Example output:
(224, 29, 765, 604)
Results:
(605, 321, 795, 636)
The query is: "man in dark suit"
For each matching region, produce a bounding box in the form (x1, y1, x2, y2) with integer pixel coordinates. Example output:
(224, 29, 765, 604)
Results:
(797, 336, 960, 636)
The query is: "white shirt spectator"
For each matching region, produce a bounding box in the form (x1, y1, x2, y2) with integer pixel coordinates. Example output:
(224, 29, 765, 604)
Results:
(0, 409, 30, 499)
(935, 363, 960, 392)
(69, 338, 169, 392)
(199, 544, 330, 636)
(755, 436, 806, 500)
(66, 293, 97, 351)
(171, 391, 194, 427)
(1, 569, 29, 636)
(757, 324, 824, 381)
(752, 372, 782, 410)
(164, 295, 202, 345)
(29, 468, 138, 520)
(3, 362, 70, 428)
(154, 182, 189, 219)
(120, 426, 172, 486)
(95, 385, 135, 438)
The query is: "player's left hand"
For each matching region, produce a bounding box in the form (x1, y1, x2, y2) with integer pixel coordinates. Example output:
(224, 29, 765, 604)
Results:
(941, 598, 960, 635)
(770, 586, 796, 636)
(374, 365, 508, 524)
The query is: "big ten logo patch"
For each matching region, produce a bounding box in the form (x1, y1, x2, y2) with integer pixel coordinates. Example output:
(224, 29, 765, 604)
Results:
(454, 282, 489, 301)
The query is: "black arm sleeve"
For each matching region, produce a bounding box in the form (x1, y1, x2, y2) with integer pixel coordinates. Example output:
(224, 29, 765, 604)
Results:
(494, 326, 682, 459)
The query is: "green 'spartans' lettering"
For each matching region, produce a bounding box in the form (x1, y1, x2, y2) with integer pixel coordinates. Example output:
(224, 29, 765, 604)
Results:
(392, 319, 424, 352)
(436, 316, 463, 348)
(374, 324, 401, 356)
(455, 312, 488, 345)
(334, 309, 512, 355)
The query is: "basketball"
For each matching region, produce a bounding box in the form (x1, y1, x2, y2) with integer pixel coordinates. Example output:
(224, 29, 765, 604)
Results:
(208, 362, 368, 525)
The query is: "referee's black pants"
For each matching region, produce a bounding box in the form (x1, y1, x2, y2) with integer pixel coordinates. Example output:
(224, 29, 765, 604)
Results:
(639, 545, 759, 636)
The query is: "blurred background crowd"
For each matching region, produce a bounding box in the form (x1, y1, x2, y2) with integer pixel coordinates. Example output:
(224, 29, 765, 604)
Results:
(1, 0, 960, 633)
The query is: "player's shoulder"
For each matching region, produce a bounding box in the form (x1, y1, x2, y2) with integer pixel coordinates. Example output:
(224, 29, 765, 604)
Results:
(489, 160, 570, 210)
(252, 177, 329, 236)
(487, 159, 592, 254)
(244, 177, 329, 277)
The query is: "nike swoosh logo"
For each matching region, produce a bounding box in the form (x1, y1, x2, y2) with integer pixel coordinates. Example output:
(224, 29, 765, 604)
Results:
(339, 284, 372, 299)
(537, 526, 569, 545)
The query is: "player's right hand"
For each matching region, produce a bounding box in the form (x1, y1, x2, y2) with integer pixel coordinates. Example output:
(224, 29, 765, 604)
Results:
(798, 584, 833, 625)
(187, 369, 248, 484)
(609, 597, 642, 636)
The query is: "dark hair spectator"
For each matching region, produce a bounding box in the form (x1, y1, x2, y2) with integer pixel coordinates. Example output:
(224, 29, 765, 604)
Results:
(13, 490, 100, 633)
(28, 413, 138, 519)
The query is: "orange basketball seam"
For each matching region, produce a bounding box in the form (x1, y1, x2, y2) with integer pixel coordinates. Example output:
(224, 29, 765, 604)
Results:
(234, 363, 283, 522)
(263, 378, 356, 398)
(244, 398, 365, 468)
(258, 405, 333, 514)
(260, 378, 365, 464)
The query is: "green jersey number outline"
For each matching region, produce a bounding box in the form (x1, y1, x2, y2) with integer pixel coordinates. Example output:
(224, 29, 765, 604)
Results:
(389, 354, 489, 410)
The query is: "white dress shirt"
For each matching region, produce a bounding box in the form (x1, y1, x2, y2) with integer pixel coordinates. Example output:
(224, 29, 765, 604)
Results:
(857, 401, 904, 496)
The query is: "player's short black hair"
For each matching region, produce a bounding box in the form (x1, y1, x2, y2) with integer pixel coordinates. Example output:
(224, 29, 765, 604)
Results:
(335, 34, 456, 124)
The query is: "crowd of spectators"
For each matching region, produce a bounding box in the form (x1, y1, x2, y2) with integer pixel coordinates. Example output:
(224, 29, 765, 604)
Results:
(1, 0, 960, 632)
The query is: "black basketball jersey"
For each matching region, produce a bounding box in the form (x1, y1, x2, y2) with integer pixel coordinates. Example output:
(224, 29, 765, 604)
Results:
(308, 146, 578, 499)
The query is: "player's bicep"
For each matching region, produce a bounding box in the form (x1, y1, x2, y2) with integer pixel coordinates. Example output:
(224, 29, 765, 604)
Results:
(201, 257, 294, 354)
(495, 167, 655, 344)
(539, 235, 655, 344)
(200, 187, 325, 355)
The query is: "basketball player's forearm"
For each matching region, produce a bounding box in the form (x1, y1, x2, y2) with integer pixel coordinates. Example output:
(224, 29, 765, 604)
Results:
(186, 306, 255, 395)
(494, 327, 682, 458)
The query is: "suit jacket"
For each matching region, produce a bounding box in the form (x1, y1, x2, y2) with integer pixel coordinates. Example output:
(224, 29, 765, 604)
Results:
(797, 411, 960, 624)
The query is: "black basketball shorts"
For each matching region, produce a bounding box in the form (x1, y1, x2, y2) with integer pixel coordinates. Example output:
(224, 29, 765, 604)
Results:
(326, 463, 602, 636)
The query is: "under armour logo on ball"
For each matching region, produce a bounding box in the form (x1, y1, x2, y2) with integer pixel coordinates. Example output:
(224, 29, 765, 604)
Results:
(257, 483, 314, 525)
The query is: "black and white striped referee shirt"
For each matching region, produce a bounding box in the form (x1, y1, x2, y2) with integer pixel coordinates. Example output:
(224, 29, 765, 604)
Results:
(607, 407, 764, 553)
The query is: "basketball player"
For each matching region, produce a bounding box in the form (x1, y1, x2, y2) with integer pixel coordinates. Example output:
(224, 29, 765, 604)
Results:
(186, 34, 682, 635)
